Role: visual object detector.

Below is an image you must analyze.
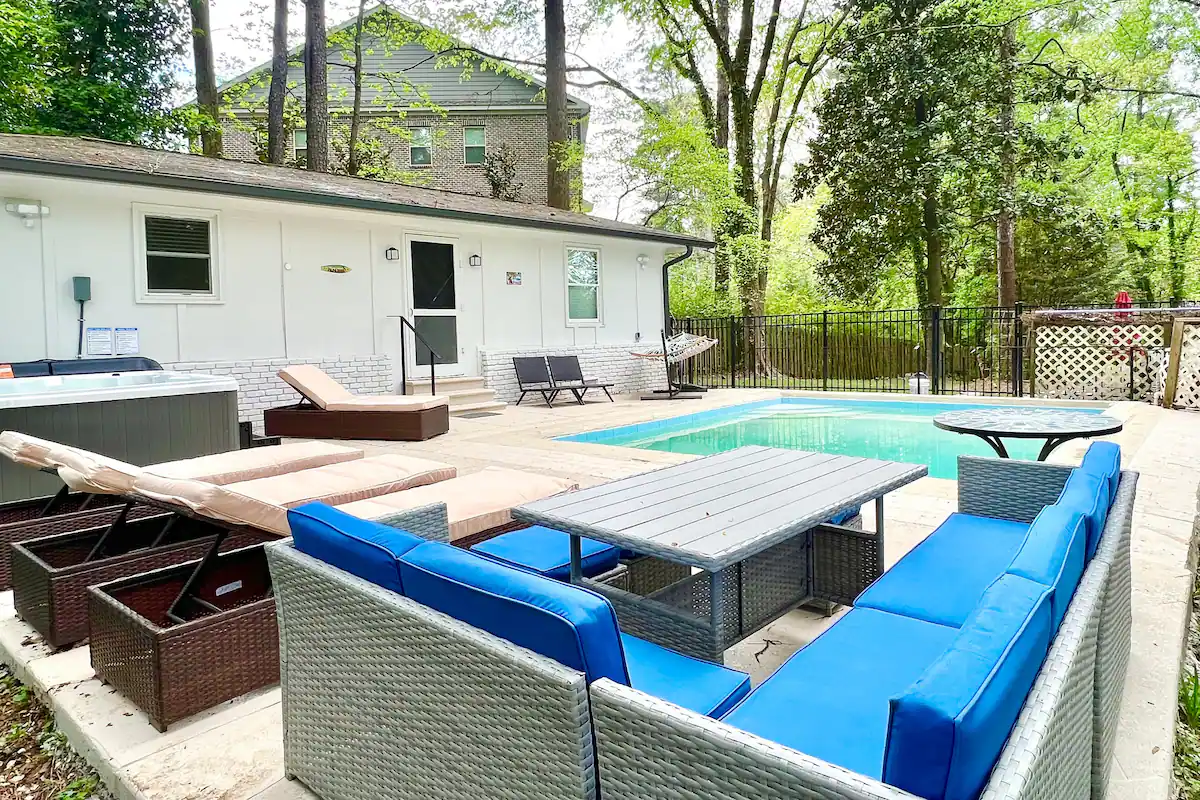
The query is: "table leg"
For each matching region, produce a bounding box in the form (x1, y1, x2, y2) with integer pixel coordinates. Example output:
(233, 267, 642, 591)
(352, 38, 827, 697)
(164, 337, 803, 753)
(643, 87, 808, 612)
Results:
(710, 570, 725, 664)
(569, 534, 582, 583)
(874, 496, 886, 574)
(1037, 436, 1074, 461)
(979, 434, 1010, 458)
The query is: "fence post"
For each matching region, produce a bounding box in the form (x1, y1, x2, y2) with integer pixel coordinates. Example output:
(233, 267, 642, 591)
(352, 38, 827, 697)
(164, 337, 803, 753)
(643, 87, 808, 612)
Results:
(930, 305, 943, 394)
(728, 316, 737, 388)
(1013, 302, 1024, 397)
(822, 311, 830, 392)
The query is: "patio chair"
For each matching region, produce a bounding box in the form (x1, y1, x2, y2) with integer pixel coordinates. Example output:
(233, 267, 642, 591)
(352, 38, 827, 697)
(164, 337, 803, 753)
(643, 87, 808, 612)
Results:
(264, 364, 450, 441)
(513, 356, 560, 407)
(547, 355, 614, 404)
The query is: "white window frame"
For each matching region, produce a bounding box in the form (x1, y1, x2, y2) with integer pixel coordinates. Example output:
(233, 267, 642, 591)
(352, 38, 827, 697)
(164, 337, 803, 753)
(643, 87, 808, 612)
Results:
(564, 244, 603, 327)
(410, 127, 433, 167)
(133, 203, 223, 304)
(463, 126, 486, 166)
(293, 129, 307, 162)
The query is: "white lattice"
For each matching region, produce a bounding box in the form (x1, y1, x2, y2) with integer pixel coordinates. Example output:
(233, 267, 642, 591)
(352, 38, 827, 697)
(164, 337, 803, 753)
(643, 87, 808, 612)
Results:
(1034, 323, 1166, 401)
(1173, 323, 1200, 410)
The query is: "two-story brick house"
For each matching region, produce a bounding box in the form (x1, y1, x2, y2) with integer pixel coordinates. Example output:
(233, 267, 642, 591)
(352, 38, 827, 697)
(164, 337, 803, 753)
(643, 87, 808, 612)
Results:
(216, 6, 589, 205)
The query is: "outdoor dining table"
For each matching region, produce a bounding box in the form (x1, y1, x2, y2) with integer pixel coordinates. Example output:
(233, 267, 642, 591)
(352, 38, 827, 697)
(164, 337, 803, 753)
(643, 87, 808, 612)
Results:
(933, 407, 1123, 461)
(513, 445, 926, 662)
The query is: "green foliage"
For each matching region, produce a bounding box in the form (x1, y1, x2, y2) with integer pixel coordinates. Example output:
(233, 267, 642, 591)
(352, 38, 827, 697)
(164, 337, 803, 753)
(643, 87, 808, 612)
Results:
(484, 143, 524, 201)
(0, 0, 53, 132)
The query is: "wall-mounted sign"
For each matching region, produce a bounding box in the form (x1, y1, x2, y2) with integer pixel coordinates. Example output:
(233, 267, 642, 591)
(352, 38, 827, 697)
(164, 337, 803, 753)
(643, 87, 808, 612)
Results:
(86, 327, 114, 356)
(321, 264, 352, 274)
(506, 271, 522, 286)
(115, 327, 140, 355)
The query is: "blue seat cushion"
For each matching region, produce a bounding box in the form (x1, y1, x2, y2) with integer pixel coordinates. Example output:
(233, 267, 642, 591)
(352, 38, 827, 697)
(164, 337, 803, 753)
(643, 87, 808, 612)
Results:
(1056, 469, 1109, 560)
(722, 608, 957, 779)
(856, 513, 1030, 628)
(288, 502, 423, 595)
(621, 633, 750, 718)
(1081, 441, 1121, 499)
(830, 506, 861, 525)
(1006, 504, 1086, 629)
(883, 574, 1053, 800)
(398, 541, 630, 685)
(471, 526, 620, 580)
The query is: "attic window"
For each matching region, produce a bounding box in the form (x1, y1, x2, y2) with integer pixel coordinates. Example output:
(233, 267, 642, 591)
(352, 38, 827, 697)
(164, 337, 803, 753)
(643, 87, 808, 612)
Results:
(134, 205, 222, 303)
(410, 127, 432, 167)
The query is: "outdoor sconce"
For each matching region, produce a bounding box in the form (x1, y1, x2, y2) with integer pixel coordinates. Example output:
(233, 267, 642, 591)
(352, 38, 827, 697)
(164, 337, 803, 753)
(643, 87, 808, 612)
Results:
(637, 254, 649, 270)
(468, 253, 483, 268)
(384, 246, 400, 261)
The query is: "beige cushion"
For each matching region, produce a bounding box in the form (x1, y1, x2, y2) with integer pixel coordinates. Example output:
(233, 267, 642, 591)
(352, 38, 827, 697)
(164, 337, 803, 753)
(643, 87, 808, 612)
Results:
(147, 442, 364, 485)
(133, 454, 457, 535)
(338, 467, 577, 541)
(278, 365, 353, 409)
(324, 395, 449, 412)
(55, 447, 144, 494)
(0, 431, 77, 470)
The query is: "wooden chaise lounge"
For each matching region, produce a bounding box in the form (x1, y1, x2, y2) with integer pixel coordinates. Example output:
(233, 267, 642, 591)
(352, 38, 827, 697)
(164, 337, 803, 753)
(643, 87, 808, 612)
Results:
(264, 365, 450, 441)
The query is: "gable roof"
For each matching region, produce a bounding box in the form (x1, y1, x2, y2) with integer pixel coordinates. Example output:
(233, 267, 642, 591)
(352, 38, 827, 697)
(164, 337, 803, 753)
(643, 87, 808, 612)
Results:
(215, 4, 589, 114)
(0, 135, 711, 248)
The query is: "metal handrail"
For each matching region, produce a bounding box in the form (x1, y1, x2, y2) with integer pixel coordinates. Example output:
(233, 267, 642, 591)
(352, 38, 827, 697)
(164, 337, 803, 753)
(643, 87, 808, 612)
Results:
(389, 315, 442, 395)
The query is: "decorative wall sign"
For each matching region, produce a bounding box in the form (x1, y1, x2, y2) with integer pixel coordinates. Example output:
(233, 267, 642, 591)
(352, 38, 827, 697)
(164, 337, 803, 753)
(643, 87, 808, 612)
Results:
(506, 271, 522, 286)
(321, 264, 352, 274)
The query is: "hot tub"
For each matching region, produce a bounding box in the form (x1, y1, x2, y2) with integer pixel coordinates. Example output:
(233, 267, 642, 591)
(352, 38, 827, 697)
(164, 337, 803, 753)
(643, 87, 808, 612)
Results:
(0, 371, 239, 503)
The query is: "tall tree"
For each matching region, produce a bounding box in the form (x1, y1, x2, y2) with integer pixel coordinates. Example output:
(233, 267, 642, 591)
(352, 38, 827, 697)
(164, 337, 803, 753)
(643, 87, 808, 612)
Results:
(545, 0, 571, 209)
(346, 0, 368, 175)
(0, 0, 53, 133)
(266, 0, 289, 164)
(190, 0, 222, 157)
(304, 0, 329, 172)
(995, 23, 1017, 306)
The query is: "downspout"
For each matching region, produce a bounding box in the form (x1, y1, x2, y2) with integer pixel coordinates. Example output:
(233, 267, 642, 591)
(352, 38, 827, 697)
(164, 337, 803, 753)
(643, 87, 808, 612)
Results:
(661, 245, 694, 336)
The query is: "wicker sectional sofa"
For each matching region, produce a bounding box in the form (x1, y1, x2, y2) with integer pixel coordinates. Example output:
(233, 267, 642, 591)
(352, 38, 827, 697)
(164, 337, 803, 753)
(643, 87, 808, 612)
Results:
(265, 445, 1134, 800)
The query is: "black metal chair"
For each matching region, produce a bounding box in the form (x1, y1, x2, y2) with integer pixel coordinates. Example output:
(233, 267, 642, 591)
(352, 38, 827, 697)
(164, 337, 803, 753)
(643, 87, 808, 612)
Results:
(513, 357, 560, 407)
(547, 355, 614, 404)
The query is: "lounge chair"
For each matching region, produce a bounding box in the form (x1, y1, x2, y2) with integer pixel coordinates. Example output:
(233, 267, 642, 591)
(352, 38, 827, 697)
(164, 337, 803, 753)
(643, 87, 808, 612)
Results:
(513, 357, 561, 407)
(547, 356, 614, 403)
(264, 364, 450, 441)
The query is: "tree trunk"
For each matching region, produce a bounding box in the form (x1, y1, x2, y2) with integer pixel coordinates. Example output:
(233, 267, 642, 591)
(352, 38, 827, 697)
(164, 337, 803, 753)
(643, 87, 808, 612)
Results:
(304, 0, 329, 172)
(190, 0, 222, 158)
(914, 96, 943, 307)
(544, 0, 571, 209)
(267, 0, 288, 164)
(996, 24, 1018, 307)
(347, 0, 368, 175)
(1167, 176, 1182, 304)
(712, 0, 731, 295)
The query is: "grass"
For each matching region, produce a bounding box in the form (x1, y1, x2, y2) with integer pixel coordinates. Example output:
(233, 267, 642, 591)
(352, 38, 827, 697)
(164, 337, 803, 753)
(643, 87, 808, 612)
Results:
(1175, 574, 1200, 800)
(0, 665, 109, 800)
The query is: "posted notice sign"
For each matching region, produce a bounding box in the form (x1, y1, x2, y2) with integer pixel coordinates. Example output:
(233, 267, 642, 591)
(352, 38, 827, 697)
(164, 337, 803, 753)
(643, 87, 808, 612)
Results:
(115, 327, 139, 355)
(85, 327, 114, 356)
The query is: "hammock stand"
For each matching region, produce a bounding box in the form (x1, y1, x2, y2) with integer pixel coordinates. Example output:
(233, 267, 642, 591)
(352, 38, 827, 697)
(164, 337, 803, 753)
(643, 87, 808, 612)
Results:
(631, 330, 719, 400)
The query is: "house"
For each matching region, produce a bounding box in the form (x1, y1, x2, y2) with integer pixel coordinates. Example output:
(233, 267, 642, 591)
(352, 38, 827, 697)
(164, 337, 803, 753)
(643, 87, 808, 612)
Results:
(216, 5, 590, 206)
(0, 135, 708, 428)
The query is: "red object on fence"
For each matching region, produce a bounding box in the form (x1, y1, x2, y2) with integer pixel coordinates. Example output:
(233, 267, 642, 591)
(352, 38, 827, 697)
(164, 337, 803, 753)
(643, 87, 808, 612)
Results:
(1115, 291, 1132, 319)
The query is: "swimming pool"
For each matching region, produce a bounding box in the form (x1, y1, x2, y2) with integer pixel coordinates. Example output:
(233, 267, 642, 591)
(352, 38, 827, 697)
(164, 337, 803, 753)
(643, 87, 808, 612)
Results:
(559, 398, 1106, 479)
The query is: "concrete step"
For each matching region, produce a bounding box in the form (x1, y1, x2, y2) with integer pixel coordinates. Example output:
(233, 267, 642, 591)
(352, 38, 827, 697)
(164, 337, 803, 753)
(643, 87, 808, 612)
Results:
(443, 388, 500, 406)
(450, 400, 508, 416)
(405, 375, 487, 393)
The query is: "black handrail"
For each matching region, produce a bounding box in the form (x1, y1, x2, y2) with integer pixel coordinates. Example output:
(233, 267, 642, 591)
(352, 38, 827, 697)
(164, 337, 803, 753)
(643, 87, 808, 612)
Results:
(393, 316, 442, 395)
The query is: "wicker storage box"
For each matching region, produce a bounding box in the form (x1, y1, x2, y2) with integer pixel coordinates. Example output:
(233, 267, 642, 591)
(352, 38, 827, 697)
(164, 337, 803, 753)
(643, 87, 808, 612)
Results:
(10, 515, 271, 648)
(88, 544, 278, 732)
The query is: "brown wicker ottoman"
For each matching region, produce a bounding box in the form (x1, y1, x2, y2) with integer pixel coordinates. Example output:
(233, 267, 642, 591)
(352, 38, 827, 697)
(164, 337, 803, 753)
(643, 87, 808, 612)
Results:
(263, 403, 449, 441)
(10, 515, 272, 649)
(88, 545, 278, 732)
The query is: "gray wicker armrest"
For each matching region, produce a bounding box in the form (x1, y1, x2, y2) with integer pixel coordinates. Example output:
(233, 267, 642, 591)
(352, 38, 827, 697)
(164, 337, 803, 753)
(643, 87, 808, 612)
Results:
(957, 456, 1073, 523)
(372, 502, 450, 542)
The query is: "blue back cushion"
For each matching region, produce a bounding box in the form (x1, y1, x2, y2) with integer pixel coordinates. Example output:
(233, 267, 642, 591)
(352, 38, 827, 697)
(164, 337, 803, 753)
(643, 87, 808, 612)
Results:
(288, 502, 423, 595)
(398, 541, 630, 685)
(1056, 469, 1109, 560)
(883, 574, 1053, 800)
(1081, 441, 1121, 499)
(1006, 504, 1086, 629)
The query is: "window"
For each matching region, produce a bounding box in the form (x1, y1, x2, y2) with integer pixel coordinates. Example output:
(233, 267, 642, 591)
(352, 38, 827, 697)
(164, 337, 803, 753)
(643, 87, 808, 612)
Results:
(410, 127, 432, 166)
(134, 205, 221, 303)
(566, 247, 601, 324)
(293, 129, 307, 163)
(464, 127, 486, 165)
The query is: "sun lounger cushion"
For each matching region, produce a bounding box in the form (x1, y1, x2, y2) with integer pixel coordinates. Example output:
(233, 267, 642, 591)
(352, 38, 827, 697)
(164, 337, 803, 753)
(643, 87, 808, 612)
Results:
(470, 526, 620, 580)
(0, 431, 77, 470)
(339, 467, 578, 541)
(288, 503, 423, 595)
(1081, 440, 1121, 498)
(721, 607, 958, 778)
(324, 396, 449, 412)
(1055, 469, 1109, 560)
(855, 513, 1030, 628)
(54, 447, 144, 494)
(398, 540, 631, 684)
(882, 574, 1053, 800)
(278, 365, 355, 408)
(148, 442, 363, 485)
(1006, 504, 1086, 629)
(620, 633, 751, 718)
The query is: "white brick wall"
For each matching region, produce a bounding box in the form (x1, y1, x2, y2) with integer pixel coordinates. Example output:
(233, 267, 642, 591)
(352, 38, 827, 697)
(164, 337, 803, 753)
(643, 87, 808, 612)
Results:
(163, 355, 393, 433)
(480, 344, 666, 403)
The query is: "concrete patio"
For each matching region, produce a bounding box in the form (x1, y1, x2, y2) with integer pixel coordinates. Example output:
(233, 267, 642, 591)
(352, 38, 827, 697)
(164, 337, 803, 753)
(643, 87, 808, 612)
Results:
(0, 389, 1195, 800)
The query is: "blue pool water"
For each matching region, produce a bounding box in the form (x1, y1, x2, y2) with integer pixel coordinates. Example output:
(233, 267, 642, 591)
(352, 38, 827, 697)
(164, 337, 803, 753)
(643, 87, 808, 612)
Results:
(560, 398, 1105, 479)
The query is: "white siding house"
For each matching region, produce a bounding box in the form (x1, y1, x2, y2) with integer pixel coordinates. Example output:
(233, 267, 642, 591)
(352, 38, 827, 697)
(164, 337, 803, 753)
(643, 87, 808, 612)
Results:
(0, 136, 708, 429)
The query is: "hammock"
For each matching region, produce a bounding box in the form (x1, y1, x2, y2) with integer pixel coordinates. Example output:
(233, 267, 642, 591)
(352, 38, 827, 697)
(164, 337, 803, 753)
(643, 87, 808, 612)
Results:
(630, 332, 719, 365)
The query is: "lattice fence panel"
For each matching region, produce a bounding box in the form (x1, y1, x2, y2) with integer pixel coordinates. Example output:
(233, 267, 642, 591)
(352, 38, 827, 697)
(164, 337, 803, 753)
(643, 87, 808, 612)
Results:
(1034, 324, 1167, 401)
(1174, 323, 1200, 410)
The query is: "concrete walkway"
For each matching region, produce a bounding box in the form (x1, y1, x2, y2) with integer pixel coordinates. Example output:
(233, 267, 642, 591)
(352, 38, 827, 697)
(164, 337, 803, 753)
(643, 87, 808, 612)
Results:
(0, 390, 1194, 800)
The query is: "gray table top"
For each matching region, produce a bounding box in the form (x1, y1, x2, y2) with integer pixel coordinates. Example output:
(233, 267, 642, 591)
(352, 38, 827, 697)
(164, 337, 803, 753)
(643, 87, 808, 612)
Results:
(933, 408, 1124, 438)
(513, 445, 927, 571)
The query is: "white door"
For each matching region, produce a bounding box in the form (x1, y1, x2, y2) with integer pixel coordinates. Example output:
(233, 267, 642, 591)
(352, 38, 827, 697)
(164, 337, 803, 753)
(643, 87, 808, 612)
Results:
(406, 236, 462, 376)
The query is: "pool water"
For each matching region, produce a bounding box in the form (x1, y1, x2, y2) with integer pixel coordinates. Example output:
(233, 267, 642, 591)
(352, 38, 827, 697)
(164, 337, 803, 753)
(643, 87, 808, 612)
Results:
(561, 398, 1104, 479)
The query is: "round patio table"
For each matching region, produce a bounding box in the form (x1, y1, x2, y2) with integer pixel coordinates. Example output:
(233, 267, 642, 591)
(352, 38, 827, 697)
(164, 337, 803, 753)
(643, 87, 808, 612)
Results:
(933, 407, 1123, 461)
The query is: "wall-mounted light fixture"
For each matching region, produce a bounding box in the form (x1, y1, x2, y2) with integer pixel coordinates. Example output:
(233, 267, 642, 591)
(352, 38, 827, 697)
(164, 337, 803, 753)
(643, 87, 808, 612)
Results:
(636, 254, 650, 270)
(5, 199, 49, 229)
(468, 253, 483, 268)
(384, 246, 400, 261)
